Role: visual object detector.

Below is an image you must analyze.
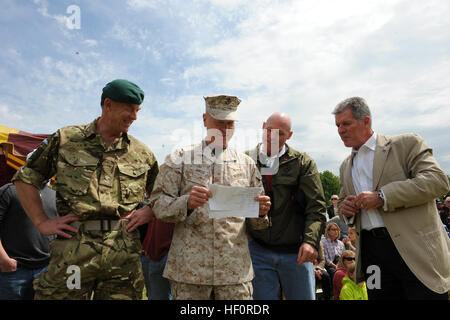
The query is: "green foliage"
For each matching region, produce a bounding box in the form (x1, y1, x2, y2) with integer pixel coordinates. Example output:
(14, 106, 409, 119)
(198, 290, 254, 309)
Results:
(448, 175, 450, 197)
(320, 170, 340, 206)
(443, 175, 450, 199)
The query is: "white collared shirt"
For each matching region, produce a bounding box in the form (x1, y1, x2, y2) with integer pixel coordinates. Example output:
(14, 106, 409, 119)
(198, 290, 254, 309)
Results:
(351, 132, 386, 231)
(259, 145, 286, 168)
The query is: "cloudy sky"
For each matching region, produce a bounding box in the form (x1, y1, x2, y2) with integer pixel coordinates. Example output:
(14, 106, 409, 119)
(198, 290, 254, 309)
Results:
(1, 0, 449, 176)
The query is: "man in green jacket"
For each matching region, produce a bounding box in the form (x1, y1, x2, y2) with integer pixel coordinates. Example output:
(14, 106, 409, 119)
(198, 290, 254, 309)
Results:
(246, 112, 327, 300)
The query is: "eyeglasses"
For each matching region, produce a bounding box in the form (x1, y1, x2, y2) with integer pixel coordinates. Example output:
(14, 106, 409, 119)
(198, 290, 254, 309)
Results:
(343, 257, 356, 261)
(331, 198, 338, 200)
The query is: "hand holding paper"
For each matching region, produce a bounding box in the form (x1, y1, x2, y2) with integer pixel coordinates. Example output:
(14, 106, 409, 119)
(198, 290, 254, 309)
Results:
(208, 184, 266, 218)
(255, 195, 271, 216)
(188, 186, 212, 210)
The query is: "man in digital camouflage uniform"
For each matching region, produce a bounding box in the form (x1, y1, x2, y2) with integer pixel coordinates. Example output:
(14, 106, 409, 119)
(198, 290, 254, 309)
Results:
(12, 79, 159, 300)
(149, 95, 271, 300)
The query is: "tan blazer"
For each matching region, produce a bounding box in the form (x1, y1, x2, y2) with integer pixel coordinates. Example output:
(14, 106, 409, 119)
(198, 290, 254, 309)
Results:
(339, 133, 450, 294)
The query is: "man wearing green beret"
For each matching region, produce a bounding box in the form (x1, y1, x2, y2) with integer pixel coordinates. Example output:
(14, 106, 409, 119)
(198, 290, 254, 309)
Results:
(12, 79, 159, 300)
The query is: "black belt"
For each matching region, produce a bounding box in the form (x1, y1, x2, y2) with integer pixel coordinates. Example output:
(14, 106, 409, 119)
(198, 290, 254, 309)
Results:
(362, 227, 389, 239)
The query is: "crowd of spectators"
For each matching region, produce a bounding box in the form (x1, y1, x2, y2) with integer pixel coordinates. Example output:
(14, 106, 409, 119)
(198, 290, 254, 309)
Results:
(437, 197, 450, 236)
(314, 212, 364, 300)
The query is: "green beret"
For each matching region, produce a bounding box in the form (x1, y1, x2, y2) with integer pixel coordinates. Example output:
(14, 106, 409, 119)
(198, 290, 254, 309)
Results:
(102, 79, 144, 105)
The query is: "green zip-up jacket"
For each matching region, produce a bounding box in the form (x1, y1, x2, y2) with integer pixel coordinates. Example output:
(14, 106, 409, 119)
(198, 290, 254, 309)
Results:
(245, 144, 326, 253)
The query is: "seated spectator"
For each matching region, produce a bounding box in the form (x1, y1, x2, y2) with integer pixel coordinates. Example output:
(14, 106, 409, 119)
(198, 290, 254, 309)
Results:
(445, 197, 450, 210)
(327, 215, 349, 240)
(321, 222, 345, 286)
(339, 261, 368, 300)
(326, 195, 339, 220)
(314, 241, 331, 300)
(344, 227, 357, 252)
(332, 250, 356, 300)
(440, 197, 450, 229)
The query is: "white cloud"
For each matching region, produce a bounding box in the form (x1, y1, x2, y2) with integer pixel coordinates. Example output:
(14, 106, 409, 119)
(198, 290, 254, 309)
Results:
(33, 0, 68, 27)
(186, 0, 402, 92)
(126, 0, 161, 10)
(208, 0, 250, 10)
(84, 39, 98, 47)
(175, 0, 450, 173)
(0, 105, 23, 125)
(2, 0, 450, 174)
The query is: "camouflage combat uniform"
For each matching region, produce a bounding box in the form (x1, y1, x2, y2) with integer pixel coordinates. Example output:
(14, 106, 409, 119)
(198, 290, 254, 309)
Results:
(12, 118, 159, 300)
(149, 142, 268, 300)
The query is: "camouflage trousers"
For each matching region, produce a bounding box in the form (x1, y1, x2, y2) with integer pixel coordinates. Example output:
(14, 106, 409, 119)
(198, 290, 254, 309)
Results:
(33, 220, 144, 300)
(171, 281, 253, 300)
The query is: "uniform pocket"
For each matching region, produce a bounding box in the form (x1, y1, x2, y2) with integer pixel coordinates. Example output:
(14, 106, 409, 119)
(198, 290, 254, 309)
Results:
(56, 149, 98, 195)
(48, 238, 78, 266)
(184, 164, 210, 187)
(117, 163, 148, 203)
(122, 229, 142, 254)
(229, 178, 249, 187)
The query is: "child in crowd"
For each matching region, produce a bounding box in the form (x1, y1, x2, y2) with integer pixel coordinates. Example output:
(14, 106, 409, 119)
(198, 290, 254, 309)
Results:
(339, 260, 368, 300)
(344, 227, 357, 252)
(333, 250, 355, 300)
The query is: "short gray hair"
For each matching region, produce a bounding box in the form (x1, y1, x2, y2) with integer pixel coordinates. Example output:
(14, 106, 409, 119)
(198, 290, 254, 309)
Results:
(332, 97, 371, 124)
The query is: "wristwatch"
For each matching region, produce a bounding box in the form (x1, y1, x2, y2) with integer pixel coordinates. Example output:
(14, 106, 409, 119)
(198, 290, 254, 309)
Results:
(378, 190, 385, 203)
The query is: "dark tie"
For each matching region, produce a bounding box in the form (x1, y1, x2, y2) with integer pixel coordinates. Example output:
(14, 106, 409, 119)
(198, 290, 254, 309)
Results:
(351, 149, 358, 165)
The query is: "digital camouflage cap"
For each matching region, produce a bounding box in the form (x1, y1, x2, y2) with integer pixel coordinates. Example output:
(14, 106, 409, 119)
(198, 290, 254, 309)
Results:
(204, 95, 241, 121)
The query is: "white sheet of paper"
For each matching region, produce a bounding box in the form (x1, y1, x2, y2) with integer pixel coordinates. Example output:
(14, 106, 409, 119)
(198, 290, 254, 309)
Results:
(208, 184, 263, 218)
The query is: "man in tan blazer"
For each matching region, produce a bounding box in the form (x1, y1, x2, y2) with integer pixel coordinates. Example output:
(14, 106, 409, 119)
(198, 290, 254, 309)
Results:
(333, 97, 449, 300)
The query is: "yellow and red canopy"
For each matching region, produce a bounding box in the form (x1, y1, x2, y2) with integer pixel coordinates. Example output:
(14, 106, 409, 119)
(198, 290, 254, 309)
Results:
(0, 125, 49, 170)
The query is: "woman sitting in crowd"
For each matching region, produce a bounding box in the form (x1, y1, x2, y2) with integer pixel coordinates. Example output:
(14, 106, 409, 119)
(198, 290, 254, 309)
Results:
(321, 222, 345, 287)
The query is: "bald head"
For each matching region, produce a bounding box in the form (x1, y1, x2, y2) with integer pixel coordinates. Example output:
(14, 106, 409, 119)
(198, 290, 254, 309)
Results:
(266, 112, 292, 133)
(262, 112, 293, 155)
